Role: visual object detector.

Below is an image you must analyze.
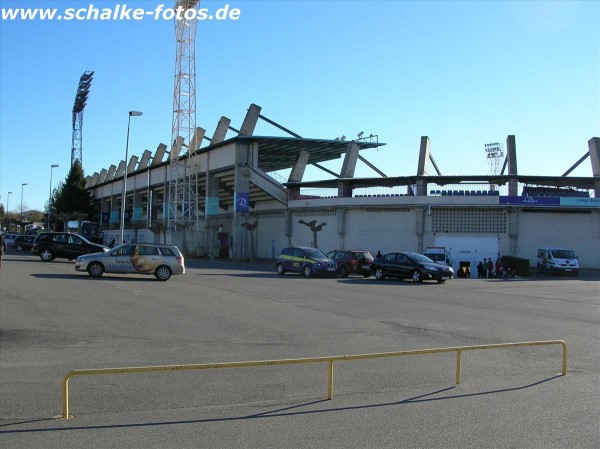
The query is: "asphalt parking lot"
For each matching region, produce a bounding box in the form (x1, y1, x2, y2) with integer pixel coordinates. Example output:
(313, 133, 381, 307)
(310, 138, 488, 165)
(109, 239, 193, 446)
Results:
(1, 252, 599, 449)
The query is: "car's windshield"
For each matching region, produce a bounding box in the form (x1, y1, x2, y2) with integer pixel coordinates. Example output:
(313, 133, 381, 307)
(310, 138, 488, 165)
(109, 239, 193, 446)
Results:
(304, 248, 328, 259)
(408, 253, 435, 264)
(427, 253, 445, 263)
(550, 249, 576, 259)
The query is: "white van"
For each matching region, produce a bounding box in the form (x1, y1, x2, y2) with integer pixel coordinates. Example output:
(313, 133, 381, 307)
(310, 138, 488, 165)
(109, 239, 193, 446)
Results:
(424, 247, 452, 266)
(537, 248, 579, 276)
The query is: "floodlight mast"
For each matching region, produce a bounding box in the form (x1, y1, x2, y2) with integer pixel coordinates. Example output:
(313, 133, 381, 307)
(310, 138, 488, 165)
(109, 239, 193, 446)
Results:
(167, 0, 200, 233)
(71, 71, 94, 167)
(485, 142, 504, 192)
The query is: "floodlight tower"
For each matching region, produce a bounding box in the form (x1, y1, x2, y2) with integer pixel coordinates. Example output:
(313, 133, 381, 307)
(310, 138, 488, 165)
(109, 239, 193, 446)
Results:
(167, 1, 200, 232)
(71, 71, 94, 167)
(484, 142, 504, 192)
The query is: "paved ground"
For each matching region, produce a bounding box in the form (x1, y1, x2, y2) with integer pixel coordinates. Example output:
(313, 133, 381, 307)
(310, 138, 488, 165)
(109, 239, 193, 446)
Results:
(1, 252, 599, 448)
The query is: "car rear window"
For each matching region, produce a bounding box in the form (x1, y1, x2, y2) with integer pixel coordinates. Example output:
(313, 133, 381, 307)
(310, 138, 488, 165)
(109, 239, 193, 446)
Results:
(160, 247, 176, 256)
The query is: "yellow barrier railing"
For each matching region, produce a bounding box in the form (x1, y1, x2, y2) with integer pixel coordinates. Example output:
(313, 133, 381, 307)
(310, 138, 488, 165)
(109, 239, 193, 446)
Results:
(62, 340, 567, 419)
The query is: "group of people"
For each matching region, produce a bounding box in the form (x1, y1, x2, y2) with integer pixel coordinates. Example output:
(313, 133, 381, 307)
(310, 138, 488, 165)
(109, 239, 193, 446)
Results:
(477, 257, 514, 279)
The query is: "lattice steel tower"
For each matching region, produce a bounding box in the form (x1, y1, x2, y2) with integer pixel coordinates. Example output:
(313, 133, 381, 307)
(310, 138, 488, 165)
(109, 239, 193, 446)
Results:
(71, 71, 94, 167)
(167, 1, 200, 231)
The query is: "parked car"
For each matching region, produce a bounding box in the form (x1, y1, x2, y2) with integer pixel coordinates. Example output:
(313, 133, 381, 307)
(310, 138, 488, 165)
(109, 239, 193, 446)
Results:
(75, 243, 185, 281)
(2, 233, 18, 248)
(275, 246, 337, 277)
(326, 249, 374, 277)
(12, 235, 35, 252)
(372, 252, 454, 283)
(32, 232, 108, 262)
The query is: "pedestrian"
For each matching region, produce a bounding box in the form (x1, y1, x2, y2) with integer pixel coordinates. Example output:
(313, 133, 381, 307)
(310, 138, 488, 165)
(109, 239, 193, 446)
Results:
(495, 258, 502, 278)
(482, 258, 487, 278)
(108, 236, 116, 248)
(0, 233, 7, 270)
(487, 258, 494, 279)
(375, 250, 382, 259)
(477, 261, 484, 279)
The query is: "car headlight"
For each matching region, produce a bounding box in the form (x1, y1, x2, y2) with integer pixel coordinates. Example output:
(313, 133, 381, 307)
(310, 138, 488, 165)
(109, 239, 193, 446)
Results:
(77, 256, 87, 262)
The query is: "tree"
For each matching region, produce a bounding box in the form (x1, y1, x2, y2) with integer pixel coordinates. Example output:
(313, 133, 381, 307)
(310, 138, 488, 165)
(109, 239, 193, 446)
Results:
(54, 160, 93, 230)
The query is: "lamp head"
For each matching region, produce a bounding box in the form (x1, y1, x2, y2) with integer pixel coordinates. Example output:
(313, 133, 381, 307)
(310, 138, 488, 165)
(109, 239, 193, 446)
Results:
(129, 111, 143, 117)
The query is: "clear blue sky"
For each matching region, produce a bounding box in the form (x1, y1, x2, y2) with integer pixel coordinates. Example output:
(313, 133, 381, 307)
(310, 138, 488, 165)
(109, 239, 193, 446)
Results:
(1, 0, 598, 213)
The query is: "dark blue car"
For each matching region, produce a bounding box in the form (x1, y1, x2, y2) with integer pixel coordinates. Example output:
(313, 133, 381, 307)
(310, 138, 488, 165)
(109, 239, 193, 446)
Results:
(276, 246, 337, 277)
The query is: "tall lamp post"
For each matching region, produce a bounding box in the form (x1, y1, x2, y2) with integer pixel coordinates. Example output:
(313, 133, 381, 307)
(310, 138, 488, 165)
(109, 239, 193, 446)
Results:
(20, 183, 28, 230)
(48, 164, 59, 231)
(120, 110, 143, 244)
(5, 191, 12, 231)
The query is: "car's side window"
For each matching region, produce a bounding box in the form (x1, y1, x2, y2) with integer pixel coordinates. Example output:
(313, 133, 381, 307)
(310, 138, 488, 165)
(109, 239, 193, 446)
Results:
(161, 247, 175, 256)
(53, 234, 66, 243)
(294, 248, 305, 258)
(384, 254, 396, 263)
(69, 235, 83, 245)
(114, 245, 135, 256)
(138, 245, 159, 256)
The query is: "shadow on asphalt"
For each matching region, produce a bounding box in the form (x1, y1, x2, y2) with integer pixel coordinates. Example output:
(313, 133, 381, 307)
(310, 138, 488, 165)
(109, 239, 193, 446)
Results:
(0, 375, 562, 434)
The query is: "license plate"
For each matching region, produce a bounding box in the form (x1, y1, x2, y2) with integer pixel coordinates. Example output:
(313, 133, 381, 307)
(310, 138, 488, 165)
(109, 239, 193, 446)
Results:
(327, 267, 336, 271)
(362, 265, 370, 269)
(564, 269, 572, 272)
(441, 277, 449, 280)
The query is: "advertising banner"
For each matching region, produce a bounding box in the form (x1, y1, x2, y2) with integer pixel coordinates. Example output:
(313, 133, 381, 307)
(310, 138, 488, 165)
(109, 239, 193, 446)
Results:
(205, 197, 220, 216)
(235, 191, 249, 213)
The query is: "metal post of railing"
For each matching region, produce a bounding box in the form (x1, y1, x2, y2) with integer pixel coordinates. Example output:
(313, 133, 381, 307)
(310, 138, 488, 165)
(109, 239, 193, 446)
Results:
(455, 349, 463, 384)
(327, 360, 334, 399)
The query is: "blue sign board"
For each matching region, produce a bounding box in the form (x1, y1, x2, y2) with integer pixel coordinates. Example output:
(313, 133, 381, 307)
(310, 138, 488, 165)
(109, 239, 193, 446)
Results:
(235, 192, 249, 213)
(499, 196, 560, 206)
(560, 197, 600, 207)
(499, 196, 599, 208)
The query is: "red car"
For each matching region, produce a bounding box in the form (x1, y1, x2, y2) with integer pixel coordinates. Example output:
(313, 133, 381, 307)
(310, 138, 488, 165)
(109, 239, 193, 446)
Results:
(326, 250, 374, 278)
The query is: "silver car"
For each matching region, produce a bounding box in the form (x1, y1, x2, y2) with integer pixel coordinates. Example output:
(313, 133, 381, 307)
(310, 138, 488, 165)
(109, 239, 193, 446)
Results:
(75, 243, 185, 281)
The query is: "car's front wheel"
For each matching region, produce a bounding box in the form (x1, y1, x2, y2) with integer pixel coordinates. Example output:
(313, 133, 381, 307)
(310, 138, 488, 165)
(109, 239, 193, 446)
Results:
(374, 267, 385, 280)
(303, 265, 313, 278)
(87, 262, 104, 278)
(339, 265, 349, 278)
(155, 265, 172, 281)
(412, 270, 423, 283)
(277, 263, 285, 275)
(39, 249, 54, 262)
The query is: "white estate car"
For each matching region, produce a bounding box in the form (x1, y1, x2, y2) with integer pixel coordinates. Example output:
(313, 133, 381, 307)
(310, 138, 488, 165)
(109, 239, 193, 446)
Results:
(75, 243, 185, 281)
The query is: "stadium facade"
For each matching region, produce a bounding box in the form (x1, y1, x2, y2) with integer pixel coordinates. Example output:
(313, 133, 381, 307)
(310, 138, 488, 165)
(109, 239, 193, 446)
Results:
(85, 104, 600, 273)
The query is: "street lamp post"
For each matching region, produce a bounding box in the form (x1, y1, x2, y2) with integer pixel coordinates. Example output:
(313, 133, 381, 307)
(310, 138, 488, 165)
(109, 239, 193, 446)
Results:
(48, 164, 59, 231)
(120, 111, 143, 244)
(5, 191, 12, 231)
(20, 183, 28, 230)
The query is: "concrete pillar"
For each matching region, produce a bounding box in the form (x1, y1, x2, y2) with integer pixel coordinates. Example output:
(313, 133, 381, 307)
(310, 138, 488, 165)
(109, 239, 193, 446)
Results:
(340, 142, 360, 178)
(205, 173, 221, 260)
(212, 117, 231, 144)
(231, 142, 253, 259)
(106, 165, 117, 181)
(416, 136, 430, 196)
(126, 155, 138, 175)
(239, 104, 262, 136)
(190, 127, 206, 153)
(151, 143, 167, 166)
(289, 150, 310, 182)
(588, 137, 600, 197)
(506, 135, 519, 196)
(138, 150, 152, 170)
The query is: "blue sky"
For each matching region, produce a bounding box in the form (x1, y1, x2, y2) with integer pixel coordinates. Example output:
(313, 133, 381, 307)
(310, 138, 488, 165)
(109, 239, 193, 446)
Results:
(1, 0, 599, 212)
